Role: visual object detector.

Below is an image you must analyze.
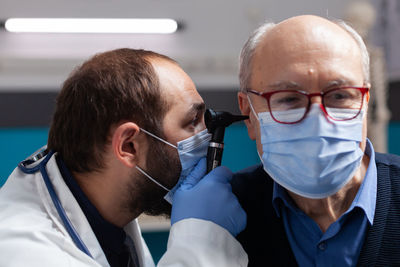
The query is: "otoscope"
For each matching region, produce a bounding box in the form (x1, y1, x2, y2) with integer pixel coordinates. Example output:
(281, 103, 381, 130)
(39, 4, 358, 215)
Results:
(204, 109, 249, 173)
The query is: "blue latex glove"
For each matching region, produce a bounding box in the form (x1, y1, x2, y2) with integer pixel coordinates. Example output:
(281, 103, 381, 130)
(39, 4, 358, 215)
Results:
(171, 157, 247, 236)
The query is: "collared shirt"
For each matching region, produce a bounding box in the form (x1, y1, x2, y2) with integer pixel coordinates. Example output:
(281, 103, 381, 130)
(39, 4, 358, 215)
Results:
(272, 139, 377, 267)
(56, 155, 138, 267)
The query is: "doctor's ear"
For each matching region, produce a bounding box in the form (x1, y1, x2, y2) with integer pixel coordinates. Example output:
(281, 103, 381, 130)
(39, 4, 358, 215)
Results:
(111, 122, 142, 168)
(238, 92, 257, 140)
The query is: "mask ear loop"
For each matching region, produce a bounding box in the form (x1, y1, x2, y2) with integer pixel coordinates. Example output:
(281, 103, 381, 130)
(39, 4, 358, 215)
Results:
(247, 95, 260, 121)
(137, 128, 174, 191)
(136, 166, 170, 192)
(247, 94, 264, 164)
(361, 90, 369, 119)
(140, 128, 177, 149)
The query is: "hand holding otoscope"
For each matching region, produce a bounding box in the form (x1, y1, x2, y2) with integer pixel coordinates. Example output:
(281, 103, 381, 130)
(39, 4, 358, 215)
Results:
(172, 109, 249, 237)
(204, 109, 248, 173)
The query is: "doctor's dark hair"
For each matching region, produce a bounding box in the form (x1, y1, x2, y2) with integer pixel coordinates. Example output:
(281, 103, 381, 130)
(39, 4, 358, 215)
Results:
(48, 48, 174, 173)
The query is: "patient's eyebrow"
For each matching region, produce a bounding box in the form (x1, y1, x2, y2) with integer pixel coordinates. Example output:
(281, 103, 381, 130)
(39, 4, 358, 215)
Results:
(325, 79, 349, 88)
(267, 81, 302, 91)
(266, 79, 352, 92)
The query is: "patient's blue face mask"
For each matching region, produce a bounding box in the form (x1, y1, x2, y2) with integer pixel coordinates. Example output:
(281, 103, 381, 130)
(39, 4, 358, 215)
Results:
(136, 128, 211, 204)
(248, 98, 365, 199)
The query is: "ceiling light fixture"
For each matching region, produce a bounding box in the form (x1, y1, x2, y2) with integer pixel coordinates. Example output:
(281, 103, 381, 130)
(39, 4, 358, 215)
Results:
(4, 18, 179, 34)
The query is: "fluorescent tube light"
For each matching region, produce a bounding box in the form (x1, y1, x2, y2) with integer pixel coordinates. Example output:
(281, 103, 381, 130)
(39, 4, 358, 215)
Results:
(4, 18, 178, 34)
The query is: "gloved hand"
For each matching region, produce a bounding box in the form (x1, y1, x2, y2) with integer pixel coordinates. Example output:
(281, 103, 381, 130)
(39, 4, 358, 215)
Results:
(171, 158, 247, 236)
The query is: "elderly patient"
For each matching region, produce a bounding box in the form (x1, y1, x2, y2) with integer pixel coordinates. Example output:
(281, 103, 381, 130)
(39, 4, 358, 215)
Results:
(232, 15, 400, 267)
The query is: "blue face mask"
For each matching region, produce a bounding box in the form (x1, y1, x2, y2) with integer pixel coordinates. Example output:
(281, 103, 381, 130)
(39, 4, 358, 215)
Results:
(249, 100, 365, 199)
(136, 128, 211, 204)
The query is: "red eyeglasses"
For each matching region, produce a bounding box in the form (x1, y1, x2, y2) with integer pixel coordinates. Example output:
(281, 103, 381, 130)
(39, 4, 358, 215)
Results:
(246, 87, 369, 124)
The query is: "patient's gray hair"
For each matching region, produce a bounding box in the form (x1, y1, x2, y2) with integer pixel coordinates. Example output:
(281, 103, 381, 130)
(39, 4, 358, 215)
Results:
(238, 19, 370, 92)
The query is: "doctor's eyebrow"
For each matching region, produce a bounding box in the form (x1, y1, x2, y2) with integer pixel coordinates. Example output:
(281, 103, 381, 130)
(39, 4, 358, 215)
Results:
(185, 102, 205, 124)
(182, 102, 205, 128)
(189, 103, 206, 114)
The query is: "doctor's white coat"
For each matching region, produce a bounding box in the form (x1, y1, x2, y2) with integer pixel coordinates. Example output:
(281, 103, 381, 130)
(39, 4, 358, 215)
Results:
(0, 154, 248, 267)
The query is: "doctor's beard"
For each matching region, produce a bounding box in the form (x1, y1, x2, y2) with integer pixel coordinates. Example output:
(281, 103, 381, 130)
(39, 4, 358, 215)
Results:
(127, 137, 181, 218)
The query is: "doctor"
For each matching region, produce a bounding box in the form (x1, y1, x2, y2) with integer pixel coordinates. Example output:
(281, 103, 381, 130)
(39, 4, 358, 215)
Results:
(0, 48, 247, 267)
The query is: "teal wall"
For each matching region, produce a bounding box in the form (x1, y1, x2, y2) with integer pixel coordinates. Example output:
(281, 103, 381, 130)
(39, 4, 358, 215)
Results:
(388, 122, 400, 156)
(1, 122, 400, 263)
(0, 128, 49, 185)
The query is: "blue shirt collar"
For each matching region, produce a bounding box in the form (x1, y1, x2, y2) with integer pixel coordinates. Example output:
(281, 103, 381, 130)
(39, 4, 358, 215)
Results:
(272, 139, 377, 225)
(350, 139, 376, 224)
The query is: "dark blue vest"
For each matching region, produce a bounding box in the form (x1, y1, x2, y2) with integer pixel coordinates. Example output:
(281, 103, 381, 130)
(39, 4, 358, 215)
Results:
(232, 152, 400, 267)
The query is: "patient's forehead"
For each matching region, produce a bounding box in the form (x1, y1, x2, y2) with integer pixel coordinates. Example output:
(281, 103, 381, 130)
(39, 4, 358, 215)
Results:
(249, 15, 363, 90)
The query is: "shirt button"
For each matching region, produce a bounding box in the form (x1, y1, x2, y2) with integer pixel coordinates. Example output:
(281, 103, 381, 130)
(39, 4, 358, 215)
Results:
(318, 242, 327, 251)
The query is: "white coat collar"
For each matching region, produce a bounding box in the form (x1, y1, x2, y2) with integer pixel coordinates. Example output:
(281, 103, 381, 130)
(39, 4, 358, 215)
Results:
(39, 153, 154, 267)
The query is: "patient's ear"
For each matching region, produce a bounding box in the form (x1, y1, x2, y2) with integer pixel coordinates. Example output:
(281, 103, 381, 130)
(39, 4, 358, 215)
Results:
(238, 92, 256, 140)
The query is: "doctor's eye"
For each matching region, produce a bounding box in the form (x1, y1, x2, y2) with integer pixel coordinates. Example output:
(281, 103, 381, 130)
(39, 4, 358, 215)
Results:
(190, 114, 201, 126)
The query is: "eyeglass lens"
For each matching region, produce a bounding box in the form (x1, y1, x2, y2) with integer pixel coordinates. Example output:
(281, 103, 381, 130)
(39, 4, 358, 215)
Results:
(269, 88, 363, 123)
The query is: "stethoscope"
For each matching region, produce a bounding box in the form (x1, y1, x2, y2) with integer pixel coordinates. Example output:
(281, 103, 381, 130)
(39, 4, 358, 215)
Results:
(18, 146, 93, 258)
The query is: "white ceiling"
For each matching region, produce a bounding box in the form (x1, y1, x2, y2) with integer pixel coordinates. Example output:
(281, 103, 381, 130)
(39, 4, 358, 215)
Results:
(0, 0, 352, 91)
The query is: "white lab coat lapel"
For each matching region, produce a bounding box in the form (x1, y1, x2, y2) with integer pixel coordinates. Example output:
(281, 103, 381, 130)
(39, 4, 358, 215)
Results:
(124, 220, 156, 267)
(41, 154, 110, 266)
(42, 153, 155, 267)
